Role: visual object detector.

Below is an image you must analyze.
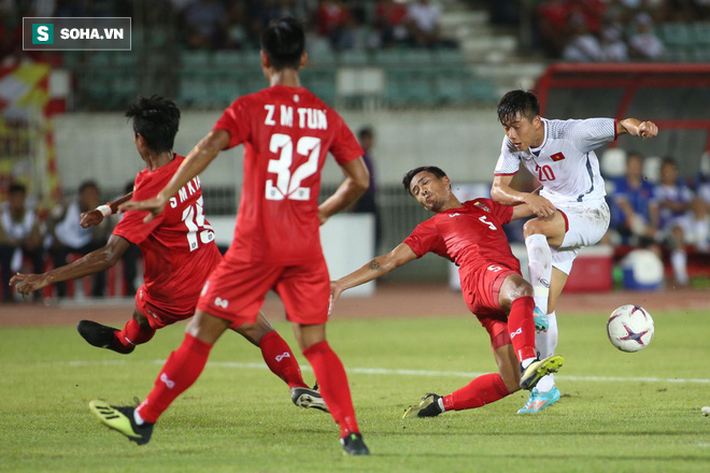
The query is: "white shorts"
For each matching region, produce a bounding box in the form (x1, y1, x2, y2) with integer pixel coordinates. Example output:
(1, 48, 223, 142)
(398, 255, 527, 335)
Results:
(551, 199, 610, 275)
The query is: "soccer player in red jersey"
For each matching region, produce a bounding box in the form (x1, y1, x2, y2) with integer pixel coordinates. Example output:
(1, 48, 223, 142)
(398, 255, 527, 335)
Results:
(10, 95, 324, 410)
(329, 166, 565, 418)
(89, 19, 371, 455)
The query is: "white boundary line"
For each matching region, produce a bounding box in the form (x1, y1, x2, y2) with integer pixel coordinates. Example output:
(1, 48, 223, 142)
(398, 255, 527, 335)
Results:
(25, 360, 710, 385)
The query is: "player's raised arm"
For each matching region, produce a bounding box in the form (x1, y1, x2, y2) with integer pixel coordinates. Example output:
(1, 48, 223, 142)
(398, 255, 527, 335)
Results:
(330, 242, 417, 307)
(318, 156, 370, 225)
(120, 129, 230, 221)
(10, 235, 130, 296)
(80, 192, 133, 228)
(491, 175, 556, 218)
(617, 118, 659, 138)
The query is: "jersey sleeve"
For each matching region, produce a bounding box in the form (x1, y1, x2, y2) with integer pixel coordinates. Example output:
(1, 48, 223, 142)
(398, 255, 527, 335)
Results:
(403, 219, 441, 258)
(568, 118, 616, 153)
(213, 97, 251, 150)
(494, 136, 521, 175)
(328, 111, 364, 165)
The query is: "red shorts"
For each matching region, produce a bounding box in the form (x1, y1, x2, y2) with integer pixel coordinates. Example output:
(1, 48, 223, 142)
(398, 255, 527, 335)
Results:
(196, 254, 330, 328)
(134, 285, 195, 330)
(460, 264, 518, 351)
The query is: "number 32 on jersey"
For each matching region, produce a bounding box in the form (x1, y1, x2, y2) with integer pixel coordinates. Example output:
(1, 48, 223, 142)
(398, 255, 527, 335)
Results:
(266, 133, 321, 201)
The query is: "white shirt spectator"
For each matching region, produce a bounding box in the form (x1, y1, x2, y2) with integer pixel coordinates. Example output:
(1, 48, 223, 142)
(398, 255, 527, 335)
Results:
(407, 1, 441, 33)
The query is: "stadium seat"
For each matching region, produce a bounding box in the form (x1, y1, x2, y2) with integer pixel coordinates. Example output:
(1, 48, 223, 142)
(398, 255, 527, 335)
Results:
(375, 49, 405, 66)
(338, 50, 369, 66)
(181, 51, 211, 69)
(434, 49, 465, 64)
(660, 23, 692, 48)
(434, 77, 465, 104)
(401, 49, 433, 65)
(463, 80, 498, 103)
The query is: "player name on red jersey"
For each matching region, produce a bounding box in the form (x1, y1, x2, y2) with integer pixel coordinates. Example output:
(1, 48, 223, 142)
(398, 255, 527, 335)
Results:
(169, 176, 202, 208)
(264, 104, 327, 130)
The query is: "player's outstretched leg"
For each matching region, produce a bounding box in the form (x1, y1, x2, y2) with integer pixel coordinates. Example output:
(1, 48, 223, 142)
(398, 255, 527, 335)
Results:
(300, 334, 369, 455)
(291, 384, 329, 412)
(519, 354, 564, 390)
(77, 320, 135, 354)
(89, 400, 154, 445)
(517, 386, 561, 414)
(403, 393, 443, 418)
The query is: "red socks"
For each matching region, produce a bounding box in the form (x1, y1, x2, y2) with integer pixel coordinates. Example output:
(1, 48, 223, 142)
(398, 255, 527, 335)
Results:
(259, 331, 307, 389)
(303, 341, 359, 438)
(443, 373, 510, 411)
(113, 318, 155, 349)
(137, 333, 212, 423)
(507, 296, 537, 363)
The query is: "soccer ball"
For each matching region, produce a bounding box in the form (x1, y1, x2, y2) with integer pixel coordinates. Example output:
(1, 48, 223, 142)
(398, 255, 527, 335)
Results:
(606, 305, 654, 352)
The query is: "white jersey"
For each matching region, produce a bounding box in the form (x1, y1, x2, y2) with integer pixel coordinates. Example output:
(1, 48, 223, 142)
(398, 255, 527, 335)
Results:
(494, 117, 616, 205)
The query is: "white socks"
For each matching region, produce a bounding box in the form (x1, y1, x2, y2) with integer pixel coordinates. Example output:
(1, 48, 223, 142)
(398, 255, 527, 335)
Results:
(134, 409, 145, 426)
(525, 234, 552, 315)
(534, 311, 558, 392)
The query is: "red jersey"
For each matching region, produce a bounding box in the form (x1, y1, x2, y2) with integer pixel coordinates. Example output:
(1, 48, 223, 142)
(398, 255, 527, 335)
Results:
(403, 199, 520, 274)
(213, 85, 363, 264)
(113, 155, 222, 313)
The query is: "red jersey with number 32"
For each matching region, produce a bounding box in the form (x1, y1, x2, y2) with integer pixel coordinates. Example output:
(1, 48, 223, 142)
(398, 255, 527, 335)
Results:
(213, 85, 363, 264)
(113, 154, 222, 312)
(403, 199, 520, 273)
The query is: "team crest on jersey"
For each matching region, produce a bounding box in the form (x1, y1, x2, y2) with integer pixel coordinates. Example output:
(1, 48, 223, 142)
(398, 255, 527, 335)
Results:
(551, 152, 566, 162)
(473, 201, 490, 212)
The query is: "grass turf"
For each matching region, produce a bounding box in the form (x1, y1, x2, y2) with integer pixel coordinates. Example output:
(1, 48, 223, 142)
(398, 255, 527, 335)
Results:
(1, 309, 709, 472)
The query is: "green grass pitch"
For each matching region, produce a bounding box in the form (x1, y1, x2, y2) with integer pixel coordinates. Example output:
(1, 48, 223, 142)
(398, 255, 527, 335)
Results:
(1, 309, 709, 472)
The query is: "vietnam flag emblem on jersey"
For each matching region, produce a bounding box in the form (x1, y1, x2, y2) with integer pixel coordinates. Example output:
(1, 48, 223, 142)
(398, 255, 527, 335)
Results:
(551, 152, 566, 162)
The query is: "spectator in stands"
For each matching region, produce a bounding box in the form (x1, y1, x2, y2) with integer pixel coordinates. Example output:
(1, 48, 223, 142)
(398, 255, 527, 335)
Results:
(536, 0, 573, 57)
(350, 127, 382, 252)
(655, 157, 694, 285)
(628, 12, 666, 60)
(689, 152, 710, 252)
(406, 0, 457, 48)
(182, 0, 228, 49)
(0, 183, 44, 302)
(374, 0, 410, 48)
(562, 14, 604, 62)
(47, 180, 111, 298)
(315, 0, 357, 51)
(611, 152, 659, 246)
(600, 23, 629, 61)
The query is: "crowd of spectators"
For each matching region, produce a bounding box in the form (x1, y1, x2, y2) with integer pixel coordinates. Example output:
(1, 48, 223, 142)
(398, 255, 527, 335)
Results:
(178, 0, 459, 51)
(1, 0, 458, 64)
(533, 0, 710, 61)
(0, 180, 137, 303)
(607, 151, 710, 285)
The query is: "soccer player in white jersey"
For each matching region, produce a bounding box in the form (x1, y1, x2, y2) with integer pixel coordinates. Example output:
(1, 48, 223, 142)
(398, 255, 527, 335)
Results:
(490, 90, 659, 413)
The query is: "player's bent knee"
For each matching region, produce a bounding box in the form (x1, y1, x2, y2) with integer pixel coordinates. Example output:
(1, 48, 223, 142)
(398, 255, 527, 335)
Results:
(523, 219, 546, 237)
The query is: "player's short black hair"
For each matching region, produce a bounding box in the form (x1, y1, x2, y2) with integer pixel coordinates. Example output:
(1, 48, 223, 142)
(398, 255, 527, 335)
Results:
(497, 90, 540, 126)
(8, 183, 26, 195)
(125, 95, 180, 153)
(261, 17, 305, 71)
(79, 180, 99, 194)
(358, 127, 373, 140)
(661, 156, 677, 169)
(402, 166, 448, 194)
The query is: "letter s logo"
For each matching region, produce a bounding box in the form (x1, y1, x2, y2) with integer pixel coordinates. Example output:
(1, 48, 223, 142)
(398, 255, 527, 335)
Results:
(37, 26, 49, 42)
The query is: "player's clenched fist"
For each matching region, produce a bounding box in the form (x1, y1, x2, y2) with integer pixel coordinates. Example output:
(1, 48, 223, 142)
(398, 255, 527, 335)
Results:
(637, 121, 658, 139)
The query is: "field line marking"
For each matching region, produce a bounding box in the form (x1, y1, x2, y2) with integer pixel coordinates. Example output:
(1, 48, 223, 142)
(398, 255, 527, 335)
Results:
(31, 360, 710, 384)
